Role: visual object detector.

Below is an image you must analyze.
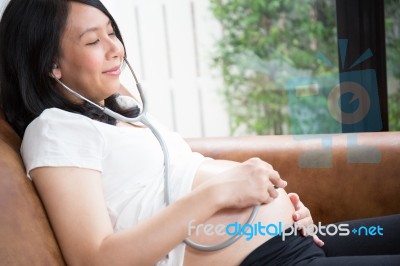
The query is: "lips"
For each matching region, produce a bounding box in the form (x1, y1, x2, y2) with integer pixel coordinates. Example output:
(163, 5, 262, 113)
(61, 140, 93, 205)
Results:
(103, 65, 121, 75)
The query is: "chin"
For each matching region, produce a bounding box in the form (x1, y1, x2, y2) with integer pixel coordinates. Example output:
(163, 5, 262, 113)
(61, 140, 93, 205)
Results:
(105, 81, 122, 95)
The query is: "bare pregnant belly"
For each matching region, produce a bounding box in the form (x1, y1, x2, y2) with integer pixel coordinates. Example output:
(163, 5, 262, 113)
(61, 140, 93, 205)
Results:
(184, 188, 295, 266)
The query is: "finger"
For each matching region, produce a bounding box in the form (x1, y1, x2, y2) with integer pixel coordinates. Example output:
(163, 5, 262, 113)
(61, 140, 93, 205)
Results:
(245, 158, 287, 188)
(292, 205, 306, 221)
(293, 206, 310, 221)
(289, 194, 303, 220)
(289, 194, 303, 213)
(313, 235, 325, 247)
(268, 169, 287, 188)
(245, 157, 274, 170)
(267, 184, 279, 199)
(261, 192, 275, 205)
(260, 160, 274, 170)
(264, 196, 275, 205)
(288, 193, 300, 207)
(296, 217, 313, 230)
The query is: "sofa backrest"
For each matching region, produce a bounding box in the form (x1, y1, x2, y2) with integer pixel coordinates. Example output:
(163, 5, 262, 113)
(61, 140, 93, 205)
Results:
(187, 132, 400, 224)
(0, 114, 65, 265)
(1, 110, 399, 264)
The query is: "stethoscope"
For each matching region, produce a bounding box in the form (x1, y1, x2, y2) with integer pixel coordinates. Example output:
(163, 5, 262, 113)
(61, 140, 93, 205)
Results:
(52, 58, 260, 252)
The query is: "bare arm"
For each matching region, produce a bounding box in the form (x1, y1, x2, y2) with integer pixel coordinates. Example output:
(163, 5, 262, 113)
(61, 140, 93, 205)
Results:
(31, 158, 287, 266)
(32, 167, 220, 266)
(195, 159, 324, 246)
(193, 158, 284, 202)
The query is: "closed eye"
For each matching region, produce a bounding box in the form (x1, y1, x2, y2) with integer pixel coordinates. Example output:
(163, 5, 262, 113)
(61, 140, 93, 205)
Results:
(87, 39, 100, 45)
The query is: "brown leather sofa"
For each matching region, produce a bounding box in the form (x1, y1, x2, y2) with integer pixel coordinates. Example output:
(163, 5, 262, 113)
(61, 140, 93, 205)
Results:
(1, 114, 399, 265)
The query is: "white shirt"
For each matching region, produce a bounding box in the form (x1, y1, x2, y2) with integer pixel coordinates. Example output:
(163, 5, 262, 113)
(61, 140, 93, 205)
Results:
(21, 108, 209, 266)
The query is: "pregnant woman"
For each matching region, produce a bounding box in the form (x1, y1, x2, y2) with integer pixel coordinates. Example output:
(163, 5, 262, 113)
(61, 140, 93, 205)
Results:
(0, 1, 398, 265)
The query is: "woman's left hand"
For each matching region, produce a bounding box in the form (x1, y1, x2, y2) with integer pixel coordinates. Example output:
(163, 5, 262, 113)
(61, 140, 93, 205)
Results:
(288, 192, 325, 247)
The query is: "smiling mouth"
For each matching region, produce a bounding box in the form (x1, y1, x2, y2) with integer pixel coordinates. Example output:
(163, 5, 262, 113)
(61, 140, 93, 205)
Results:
(103, 65, 121, 75)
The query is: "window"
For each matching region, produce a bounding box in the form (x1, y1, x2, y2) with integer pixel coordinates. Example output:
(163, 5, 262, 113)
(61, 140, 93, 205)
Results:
(211, 0, 339, 135)
(212, 0, 398, 135)
(100, 0, 399, 136)
(386, 0, 400, 131)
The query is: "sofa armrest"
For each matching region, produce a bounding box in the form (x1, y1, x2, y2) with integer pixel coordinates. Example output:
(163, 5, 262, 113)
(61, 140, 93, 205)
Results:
(187, 132, 400, 224)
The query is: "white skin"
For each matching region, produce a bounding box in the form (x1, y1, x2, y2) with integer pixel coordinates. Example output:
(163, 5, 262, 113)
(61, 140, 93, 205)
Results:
(36, 2, 323, 266)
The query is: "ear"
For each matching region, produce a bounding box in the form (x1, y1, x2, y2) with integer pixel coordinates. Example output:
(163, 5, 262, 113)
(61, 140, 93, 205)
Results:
(50, 63, 62, 79)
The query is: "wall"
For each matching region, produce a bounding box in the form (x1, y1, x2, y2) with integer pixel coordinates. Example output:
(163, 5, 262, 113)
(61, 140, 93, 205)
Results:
(102, 0, 230, 137)
(0, 0, 230, 137)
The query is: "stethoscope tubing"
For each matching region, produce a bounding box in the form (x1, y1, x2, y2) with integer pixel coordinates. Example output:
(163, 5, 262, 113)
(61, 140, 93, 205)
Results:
(52, 58, 261, 252)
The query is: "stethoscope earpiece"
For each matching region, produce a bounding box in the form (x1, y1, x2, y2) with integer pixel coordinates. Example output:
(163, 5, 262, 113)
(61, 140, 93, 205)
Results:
(53, 58, 260, 252)
(119, 59, 126, 71)
(115, 95, 139, 111)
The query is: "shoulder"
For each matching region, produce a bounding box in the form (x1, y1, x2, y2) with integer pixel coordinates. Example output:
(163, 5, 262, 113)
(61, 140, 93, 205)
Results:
(21, 108, 106, 177)
(21, 108, 106, 154)
(24, 108, 105, 139)
(27, 108, 94, 131)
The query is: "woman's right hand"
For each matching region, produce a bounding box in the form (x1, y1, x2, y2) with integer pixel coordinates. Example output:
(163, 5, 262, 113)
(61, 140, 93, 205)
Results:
(201, 157, 288, 210)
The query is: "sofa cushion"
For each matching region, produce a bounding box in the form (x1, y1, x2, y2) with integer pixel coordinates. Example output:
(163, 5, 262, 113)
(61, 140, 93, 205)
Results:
(0, 114, 65, 265)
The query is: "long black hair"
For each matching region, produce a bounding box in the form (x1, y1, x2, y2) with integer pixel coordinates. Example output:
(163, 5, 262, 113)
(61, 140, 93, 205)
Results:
(0, 0, 138, 137)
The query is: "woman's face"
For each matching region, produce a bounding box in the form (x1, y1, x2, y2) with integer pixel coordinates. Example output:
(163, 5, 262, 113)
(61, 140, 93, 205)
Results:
(53, 2, 125, 104)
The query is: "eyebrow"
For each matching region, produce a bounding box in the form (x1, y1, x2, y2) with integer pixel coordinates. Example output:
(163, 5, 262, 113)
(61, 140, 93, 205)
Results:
(79, 20, 112, 39)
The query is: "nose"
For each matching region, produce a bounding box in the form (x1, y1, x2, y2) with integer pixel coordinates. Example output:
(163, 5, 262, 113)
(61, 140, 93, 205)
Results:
(105, 36, 124, 60)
